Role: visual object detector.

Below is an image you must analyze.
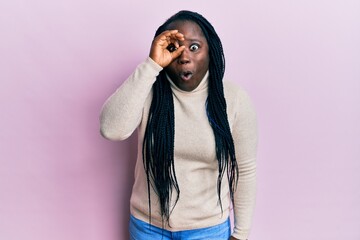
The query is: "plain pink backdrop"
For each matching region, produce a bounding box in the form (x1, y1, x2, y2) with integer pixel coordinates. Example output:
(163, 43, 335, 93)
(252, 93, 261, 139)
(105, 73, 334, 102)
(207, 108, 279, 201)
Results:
(1, 0, 359, 239)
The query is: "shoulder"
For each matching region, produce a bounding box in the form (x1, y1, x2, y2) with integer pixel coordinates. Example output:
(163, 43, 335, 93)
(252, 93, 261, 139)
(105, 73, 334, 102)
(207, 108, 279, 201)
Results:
(223, 80, 257, 121)
(223, 81, 257, 137)
(223, 80, 252, 105)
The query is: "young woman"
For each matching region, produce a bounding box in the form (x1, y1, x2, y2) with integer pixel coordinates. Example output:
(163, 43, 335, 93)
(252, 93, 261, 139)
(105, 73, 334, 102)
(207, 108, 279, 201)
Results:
(100, 10, 257, 240)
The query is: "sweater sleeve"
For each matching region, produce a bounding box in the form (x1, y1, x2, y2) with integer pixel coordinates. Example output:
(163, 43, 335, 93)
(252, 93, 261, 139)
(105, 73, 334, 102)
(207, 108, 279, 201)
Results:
(100, 57, 163, 141)
(231, 90, 258, 240)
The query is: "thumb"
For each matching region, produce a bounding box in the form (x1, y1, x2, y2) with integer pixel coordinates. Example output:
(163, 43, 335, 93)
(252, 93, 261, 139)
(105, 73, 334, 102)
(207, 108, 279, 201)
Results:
(171, 46, 185, 60)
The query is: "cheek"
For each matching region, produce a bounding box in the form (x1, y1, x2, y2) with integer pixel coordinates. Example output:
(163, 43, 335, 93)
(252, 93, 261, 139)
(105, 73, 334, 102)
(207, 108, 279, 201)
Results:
(199, 54, 210, 70)
(204, 57, 210, 67)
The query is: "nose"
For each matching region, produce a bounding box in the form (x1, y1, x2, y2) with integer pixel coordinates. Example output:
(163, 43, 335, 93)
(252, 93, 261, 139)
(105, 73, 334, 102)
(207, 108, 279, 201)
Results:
(178, 49, 190, 64)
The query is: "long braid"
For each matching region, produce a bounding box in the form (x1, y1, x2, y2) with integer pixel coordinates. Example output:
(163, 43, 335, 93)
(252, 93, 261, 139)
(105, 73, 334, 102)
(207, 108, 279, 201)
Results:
(142, 71, 179, 224)
(142, 10, 238, 227)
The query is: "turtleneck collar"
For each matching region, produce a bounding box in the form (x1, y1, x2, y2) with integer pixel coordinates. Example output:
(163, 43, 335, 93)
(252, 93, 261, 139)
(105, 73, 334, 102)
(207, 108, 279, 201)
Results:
(166, 71, 209, 94)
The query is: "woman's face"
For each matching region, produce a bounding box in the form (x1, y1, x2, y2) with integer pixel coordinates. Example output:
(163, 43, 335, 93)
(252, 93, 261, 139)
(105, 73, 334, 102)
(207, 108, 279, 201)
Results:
(165, 20, 209, 92)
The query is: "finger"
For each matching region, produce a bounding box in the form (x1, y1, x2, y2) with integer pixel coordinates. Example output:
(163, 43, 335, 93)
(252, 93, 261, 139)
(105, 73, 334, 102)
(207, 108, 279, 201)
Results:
(162, 30, 183, 40)
(169, 33, 184, 47)
(153, 30, 184, 51)
(154, 30, 177, 43)
(174, 40, 179, 49)
(156, 36, 172, 48)
(169, 32, 184, 42)
(160, 29, 179, 38)
(175, 32, 185, 41)
(154, 30, 180, 47)
(167, 29, 179, 34)
(171, 45, 185, 59)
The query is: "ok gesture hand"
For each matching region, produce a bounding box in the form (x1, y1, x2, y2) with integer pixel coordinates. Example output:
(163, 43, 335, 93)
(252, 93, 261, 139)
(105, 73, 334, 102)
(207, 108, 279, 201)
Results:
(149, 30, 185, 68)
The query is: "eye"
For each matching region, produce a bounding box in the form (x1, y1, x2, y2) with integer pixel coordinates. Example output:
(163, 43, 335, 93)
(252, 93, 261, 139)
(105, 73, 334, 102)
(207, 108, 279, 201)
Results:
(167, 43, 177, 52)
(189, 44, 199, 51)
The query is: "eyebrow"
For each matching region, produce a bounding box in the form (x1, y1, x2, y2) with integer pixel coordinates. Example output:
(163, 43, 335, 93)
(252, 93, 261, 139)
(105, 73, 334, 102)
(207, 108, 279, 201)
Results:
(184, 38, 203, 43)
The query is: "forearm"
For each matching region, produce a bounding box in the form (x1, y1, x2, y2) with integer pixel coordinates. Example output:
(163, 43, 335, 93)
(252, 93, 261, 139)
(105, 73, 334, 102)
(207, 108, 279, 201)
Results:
(100, 57, 162, 140)
(232, 160, 256, 239)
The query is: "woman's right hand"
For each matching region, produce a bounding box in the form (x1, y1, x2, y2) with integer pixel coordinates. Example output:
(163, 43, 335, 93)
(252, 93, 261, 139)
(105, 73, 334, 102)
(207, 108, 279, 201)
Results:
(149, 30, 185, 68)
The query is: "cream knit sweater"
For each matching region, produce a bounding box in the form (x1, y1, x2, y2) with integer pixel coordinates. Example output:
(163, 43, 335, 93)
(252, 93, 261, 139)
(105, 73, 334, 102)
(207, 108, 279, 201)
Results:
(100, 57, 257, 239)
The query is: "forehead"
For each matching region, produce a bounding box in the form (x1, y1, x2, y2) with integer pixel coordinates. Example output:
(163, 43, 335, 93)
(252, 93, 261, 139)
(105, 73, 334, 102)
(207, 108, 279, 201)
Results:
(166, 20, 206, 40)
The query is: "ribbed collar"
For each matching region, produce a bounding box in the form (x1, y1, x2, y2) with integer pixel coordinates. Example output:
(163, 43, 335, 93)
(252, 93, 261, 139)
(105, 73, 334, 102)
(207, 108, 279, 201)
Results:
(166, 71, 209, 94)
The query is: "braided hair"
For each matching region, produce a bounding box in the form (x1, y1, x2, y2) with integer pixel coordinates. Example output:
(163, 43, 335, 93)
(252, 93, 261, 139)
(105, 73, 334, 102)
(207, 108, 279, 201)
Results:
(142, 10, 238, 226)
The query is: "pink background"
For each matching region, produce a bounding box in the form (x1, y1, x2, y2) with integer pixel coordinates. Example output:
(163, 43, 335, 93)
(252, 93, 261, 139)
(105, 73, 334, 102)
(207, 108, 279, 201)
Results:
(1, 0, 359, 239)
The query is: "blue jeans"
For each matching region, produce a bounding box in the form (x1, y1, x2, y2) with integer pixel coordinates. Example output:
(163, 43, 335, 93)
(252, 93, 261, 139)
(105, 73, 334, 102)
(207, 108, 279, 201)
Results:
(129, 215, 231, 240)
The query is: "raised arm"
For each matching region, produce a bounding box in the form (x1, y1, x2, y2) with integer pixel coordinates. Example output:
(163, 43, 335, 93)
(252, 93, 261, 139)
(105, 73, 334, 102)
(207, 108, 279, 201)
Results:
(100, 30, 185, 141)
(99, 58, 162, 140)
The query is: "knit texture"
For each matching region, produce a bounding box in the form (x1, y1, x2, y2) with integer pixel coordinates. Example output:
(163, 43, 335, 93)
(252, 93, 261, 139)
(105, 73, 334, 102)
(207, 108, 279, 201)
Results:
(100, 57, 257, 239)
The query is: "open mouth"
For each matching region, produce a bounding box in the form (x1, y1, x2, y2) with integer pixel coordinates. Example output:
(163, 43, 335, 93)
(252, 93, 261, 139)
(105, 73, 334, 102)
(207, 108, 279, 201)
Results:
(180, 71, 193, 81)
